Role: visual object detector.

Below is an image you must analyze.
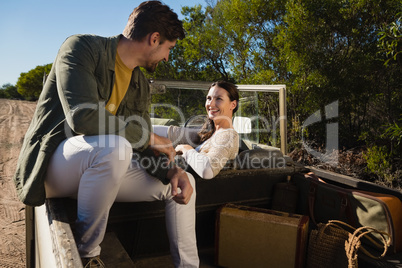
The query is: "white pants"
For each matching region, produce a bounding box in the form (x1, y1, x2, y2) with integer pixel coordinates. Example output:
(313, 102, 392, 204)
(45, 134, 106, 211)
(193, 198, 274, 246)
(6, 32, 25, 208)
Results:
(45, 135, 199, 268)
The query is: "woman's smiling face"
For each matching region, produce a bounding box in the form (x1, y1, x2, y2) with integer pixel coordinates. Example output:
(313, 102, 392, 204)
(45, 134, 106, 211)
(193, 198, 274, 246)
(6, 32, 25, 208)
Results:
(205, 85, 237, 126)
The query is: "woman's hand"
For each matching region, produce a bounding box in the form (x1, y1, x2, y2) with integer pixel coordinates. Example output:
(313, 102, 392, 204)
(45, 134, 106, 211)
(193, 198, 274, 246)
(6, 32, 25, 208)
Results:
(175, 144, 194, 155)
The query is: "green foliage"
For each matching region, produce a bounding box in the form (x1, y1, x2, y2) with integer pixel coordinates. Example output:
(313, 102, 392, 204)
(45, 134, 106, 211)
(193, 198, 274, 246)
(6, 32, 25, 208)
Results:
(378, 13, 402, 66)
(363, 145, 395, 184)
(17, 64, 52, 101)
(382, 119, 402, 158)
(0, 83, 23, 99)
(383, 122, 402, 146)
(274, 0, 402, 148)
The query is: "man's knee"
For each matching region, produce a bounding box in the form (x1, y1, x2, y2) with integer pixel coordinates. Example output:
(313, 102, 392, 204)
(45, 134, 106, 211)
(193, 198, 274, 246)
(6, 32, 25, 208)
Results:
(102, 135, 132, 162)
(96, 135, 132, 183)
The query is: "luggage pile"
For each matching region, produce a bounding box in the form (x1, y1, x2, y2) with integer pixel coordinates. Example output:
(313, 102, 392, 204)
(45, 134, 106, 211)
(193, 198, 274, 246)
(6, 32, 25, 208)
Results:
(214, 168, 402, 268)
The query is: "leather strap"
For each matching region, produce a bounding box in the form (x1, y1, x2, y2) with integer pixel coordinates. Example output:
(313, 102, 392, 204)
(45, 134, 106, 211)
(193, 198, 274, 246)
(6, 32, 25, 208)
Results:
(308, 181, 318, 226)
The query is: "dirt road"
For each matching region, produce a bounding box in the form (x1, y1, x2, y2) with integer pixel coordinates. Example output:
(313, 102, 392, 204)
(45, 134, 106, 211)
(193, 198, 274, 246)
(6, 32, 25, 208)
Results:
(0, 99, 36, 268)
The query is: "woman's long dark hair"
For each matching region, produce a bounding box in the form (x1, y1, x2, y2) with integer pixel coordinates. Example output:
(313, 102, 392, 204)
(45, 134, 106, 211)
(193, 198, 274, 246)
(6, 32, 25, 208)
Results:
(198, 81, 239, 142)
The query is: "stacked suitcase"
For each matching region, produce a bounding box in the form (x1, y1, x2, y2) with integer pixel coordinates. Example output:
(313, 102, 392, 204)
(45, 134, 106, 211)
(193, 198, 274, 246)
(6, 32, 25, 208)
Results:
(216, 204, 309, 268)
(214, 168, 402, 267)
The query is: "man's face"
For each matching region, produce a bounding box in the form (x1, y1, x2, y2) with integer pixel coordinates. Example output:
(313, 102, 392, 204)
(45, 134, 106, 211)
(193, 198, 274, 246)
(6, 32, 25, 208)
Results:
(145, 39, 176, 73)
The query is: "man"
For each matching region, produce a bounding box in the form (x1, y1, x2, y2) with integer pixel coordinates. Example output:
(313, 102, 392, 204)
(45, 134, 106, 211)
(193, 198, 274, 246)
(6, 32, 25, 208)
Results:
(14, 1, 199, 267)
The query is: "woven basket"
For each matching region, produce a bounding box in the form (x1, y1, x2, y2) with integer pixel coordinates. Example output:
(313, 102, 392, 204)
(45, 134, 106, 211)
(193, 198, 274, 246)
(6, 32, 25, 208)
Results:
(307, 221, 349, 268)
(307, 220, 390, 268)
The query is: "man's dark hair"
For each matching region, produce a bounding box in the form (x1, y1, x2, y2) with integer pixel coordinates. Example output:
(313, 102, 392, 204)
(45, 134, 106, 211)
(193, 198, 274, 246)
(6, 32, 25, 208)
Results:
(123, 1, 185, 43)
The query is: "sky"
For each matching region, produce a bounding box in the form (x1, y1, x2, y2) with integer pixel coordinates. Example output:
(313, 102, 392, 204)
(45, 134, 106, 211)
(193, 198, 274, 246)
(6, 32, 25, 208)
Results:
(0, 0, 205, 87)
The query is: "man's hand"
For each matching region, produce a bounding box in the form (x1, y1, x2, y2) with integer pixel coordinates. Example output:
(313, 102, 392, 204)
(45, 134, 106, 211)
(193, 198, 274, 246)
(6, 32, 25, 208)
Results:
(149, 132, 176, 162)
(167, 166, 193, 204)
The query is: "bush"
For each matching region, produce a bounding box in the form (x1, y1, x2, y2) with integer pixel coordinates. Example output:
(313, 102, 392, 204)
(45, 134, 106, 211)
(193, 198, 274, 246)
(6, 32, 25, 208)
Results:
(363, 145, 395, 186)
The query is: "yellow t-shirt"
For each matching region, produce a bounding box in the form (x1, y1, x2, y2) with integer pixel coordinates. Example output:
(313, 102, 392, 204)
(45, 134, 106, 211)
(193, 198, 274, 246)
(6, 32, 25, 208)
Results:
(106, 52, 133, 115)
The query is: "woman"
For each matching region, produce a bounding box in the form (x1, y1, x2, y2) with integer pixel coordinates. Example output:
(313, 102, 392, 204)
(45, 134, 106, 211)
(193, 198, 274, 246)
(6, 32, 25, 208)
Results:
(154, 80, 240, 179)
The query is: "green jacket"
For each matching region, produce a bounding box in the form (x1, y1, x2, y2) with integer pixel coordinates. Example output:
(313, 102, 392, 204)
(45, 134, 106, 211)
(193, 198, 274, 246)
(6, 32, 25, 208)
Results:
(14, 34, 168, 206)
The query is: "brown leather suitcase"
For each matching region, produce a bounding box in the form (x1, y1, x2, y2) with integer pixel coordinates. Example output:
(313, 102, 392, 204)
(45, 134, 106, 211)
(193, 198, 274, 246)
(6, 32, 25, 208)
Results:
(304, 174, 402, 253)
(215, 204, 309, 268)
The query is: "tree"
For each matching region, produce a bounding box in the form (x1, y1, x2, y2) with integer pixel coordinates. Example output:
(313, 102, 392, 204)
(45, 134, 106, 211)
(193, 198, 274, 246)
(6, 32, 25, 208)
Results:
(0, 83, 23, 99)
(378, 13, 402, 66)
(17, 64, 52, 101)
(168, 0, 287, 84)
(274, 0, 402, 148)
